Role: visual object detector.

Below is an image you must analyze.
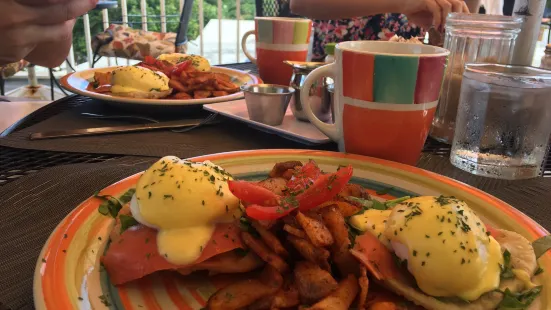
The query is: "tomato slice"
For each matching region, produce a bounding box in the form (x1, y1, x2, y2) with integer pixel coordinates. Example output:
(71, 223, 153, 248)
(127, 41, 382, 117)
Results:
(244, 165, 353, 220)
(296, 165, 353, 211)
(245, 204, 296, 220)
(286, 160, 321, 194)
(170, 60, 192, 77)
(144, 55, 156, 65)
(101, 223, 243, 285)
(228, 180, 280, 206)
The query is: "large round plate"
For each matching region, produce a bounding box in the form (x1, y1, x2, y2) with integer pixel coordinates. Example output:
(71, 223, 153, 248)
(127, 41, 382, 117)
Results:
(60, 66, 261, 106)
(34, 150, 551, 309)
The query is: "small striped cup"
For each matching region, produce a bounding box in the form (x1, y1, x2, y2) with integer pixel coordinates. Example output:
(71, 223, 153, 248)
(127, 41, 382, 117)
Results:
(300, 41, 450, 165)
(242, 17, 312, 85)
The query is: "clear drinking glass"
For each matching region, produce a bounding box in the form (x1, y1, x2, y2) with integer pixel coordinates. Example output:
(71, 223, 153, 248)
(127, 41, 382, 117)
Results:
(450, 64, 551, 180)
(430, 13, 523, 144)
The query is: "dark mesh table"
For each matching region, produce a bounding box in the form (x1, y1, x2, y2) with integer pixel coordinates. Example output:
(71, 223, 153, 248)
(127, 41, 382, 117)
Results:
(1, 62, 551, 310)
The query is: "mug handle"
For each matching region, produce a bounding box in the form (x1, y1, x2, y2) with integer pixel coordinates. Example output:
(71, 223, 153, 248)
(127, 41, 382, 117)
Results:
(300, 63, 339, 141)
(241, 30, 257, 64)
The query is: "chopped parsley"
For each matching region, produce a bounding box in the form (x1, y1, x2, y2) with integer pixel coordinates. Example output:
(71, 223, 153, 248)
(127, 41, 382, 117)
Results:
(98, 294, 112, 307)
(119, 214, 139, 234)
(500, 250, 515, 279)
(496, 286, 542, 310)
(96, 188, 135, 218)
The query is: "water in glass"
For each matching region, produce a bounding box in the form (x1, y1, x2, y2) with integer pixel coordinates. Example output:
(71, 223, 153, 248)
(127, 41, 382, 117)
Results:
(450, 64, 551, 179)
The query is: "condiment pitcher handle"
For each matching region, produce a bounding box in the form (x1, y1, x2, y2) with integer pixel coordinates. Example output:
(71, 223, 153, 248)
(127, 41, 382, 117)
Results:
(241, 30, 256, 64)
(300, 63, 339, 141)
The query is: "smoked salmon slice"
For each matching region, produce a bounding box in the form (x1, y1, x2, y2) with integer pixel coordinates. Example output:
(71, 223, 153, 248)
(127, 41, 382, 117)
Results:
(102, 222, 244, 285)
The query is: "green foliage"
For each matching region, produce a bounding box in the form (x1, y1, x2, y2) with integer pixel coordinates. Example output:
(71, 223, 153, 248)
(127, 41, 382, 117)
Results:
(72, 0, 255, 64)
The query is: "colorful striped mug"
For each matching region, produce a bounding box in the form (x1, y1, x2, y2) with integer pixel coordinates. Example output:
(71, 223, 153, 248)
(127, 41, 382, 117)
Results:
(241, 17, 312, 85)
(300, 41, 450, 165)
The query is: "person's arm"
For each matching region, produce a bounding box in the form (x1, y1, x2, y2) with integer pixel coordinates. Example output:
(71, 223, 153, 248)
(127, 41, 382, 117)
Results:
(290, 0, 398, 20)
(290, 0, 469, 28)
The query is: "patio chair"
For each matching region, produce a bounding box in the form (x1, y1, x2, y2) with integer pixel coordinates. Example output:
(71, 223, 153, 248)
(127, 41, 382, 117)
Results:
(91, 0, 195, 67)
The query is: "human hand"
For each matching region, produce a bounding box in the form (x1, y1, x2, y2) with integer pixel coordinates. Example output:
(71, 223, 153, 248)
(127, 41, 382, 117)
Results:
(0, 0, 98, 67)
(400, 0, 469, 30)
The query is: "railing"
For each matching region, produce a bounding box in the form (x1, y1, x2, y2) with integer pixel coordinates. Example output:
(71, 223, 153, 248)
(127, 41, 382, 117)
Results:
(60, 0, 255, 75)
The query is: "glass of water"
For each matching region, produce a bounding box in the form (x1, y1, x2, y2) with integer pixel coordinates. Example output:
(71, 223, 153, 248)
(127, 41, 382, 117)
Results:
(450, 64, 551, 180)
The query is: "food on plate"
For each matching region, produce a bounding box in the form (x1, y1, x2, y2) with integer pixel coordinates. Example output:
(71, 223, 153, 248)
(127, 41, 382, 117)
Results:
(109, 65, 171, 99)
(87, 53, 240, 100)
(100, 156, 263, 285)
(350, 196, 543, 310)
(158, 53, 211, 72)
(97, 159, 548, 309)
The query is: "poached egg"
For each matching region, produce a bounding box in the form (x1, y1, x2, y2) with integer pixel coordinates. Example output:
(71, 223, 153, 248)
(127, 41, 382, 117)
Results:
(157, 53, 211, 72)
(351, 196, 503, 301)
(110, 66, 171, 99)
(130, 156, 241, 265)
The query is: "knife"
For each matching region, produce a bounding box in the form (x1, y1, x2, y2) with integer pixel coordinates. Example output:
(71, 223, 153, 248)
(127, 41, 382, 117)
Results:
(29, 119, 205, 140)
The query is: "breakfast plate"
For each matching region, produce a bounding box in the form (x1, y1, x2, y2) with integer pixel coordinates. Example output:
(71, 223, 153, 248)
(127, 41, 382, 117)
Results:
(60, 66, 261, 106)
(34, 150, 551, 309)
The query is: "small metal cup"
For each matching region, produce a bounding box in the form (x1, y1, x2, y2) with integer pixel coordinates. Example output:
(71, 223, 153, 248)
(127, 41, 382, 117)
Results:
(241, 84, 295, 126)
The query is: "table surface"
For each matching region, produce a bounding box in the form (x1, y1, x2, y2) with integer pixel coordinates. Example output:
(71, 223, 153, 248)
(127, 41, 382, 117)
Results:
(0, 63, 550, 310)
(0, 100, 50, 133)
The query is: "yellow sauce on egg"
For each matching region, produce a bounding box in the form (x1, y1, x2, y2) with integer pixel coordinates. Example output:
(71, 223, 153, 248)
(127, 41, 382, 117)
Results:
(111, 66, 169, 94)
(384, 196, 503, 301)
(132, 156, 240, 265)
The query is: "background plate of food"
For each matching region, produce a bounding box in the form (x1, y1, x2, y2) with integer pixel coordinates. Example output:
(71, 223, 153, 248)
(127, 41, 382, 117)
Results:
(60, 54, 261, 106)
(34, 150, 551, 309)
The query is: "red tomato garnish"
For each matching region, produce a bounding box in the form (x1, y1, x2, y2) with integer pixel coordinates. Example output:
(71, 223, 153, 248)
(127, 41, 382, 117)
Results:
(144, 55, 156, 65)
(245, 204, 296, 220)
(101, 223, 243, 285)
(228, 180, 280, 206)
(295, 165, 353, 211)
(136, 63, 159, 72)
(286, 160, 321, 194)
(243, 165, 353, 220)
(170, 60, 192, 77)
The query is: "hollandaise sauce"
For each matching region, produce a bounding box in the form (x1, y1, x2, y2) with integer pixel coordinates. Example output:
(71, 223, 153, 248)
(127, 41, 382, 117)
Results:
(351, 196, 504, 301)
(131, 156, 241, 265)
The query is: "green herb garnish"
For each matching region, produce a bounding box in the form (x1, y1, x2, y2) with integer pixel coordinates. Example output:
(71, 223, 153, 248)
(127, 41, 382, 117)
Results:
(496, 286, 542, 310)
(532, 235, 551, 259)
(119, 214, 139, 234)
(500, 250, 515, 280)
(96, 188, 135, 218)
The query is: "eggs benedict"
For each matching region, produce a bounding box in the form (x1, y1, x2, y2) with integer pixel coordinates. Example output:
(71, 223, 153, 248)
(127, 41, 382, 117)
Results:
(110, 66, 172, 99)
(101, 156, 263, 285)
(350, 196, 540, 310)
(131, 156, 240, 265)
(157, 53, 211, 72)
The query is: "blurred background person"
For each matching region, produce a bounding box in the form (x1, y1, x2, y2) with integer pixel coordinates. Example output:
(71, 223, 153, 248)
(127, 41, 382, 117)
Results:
(291, 0, 471, 60)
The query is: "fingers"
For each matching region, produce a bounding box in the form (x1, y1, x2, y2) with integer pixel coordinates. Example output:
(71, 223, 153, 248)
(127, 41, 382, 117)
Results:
(25, 19, 76, 67)
(462, 1, 471, 13)
(15, 0, 97, 25)
(449, 0, 465, 14)
(424, 0, 442, 28)
(434, 0, 452, 27)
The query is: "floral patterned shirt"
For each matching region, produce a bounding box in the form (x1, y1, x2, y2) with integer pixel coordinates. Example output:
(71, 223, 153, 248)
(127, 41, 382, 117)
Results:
(312, 14, 424, 61)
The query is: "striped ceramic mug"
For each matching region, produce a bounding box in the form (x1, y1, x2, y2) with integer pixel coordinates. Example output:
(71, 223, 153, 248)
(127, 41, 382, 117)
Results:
(241, 17, 312, 85)
(300, 41, 450, 165)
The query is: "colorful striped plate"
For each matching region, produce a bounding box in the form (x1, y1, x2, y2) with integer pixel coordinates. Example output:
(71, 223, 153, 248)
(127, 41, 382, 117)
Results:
(34, 150, 551, 309)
